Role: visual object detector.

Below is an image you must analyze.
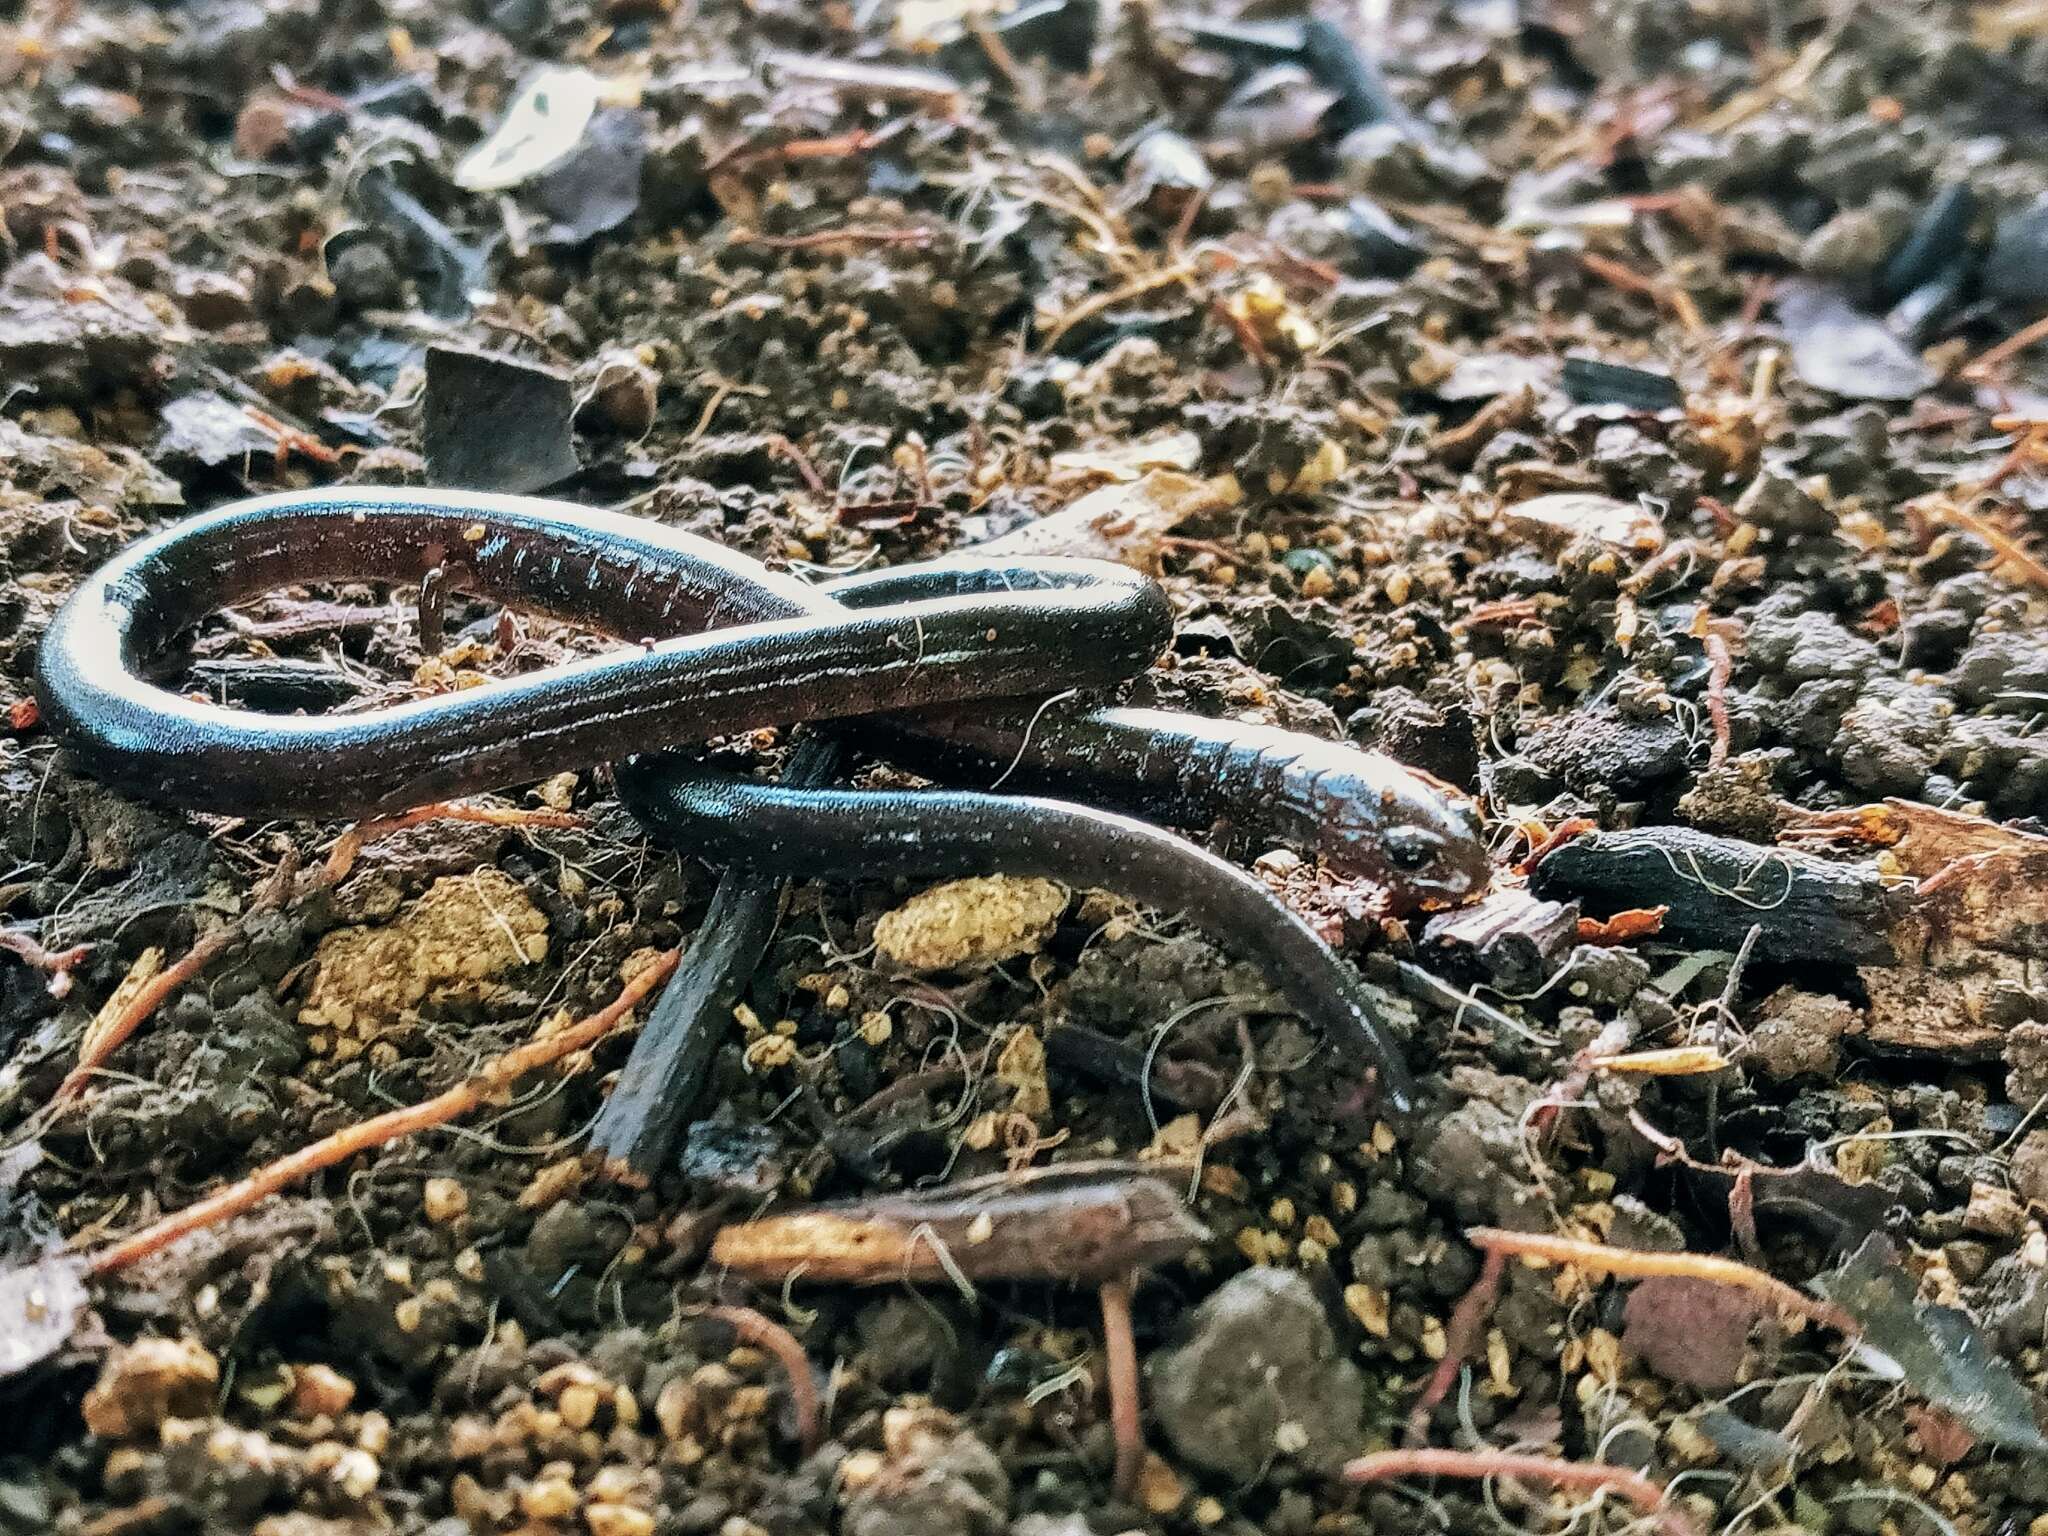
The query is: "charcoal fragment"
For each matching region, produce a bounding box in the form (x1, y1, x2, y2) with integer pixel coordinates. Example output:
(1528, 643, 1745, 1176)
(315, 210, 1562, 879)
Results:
(423, 346, 580, 494)
(1562, 356, 1683, 411)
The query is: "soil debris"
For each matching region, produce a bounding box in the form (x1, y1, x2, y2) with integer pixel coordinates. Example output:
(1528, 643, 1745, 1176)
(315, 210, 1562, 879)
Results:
(1147, 1267, 1364, 1481)
(297, 868, 547, 1058)
(872, 875, 1067, 973)
(16, 0, 2048, 1525)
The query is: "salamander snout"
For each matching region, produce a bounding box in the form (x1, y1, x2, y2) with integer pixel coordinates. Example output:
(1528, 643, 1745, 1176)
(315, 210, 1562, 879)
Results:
(1344, 782, 1491, 906)
(1380, 820, 1488, 901)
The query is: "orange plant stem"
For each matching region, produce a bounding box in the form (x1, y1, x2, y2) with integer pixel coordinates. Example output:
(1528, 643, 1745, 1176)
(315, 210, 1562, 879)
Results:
(1345, 1448, 1699, 1536)
(1099, 1274, 1143, 1500)
(88, 951, 679, 1275)
(324, 802, 584, 883)
(697, 1306, 823, 1455)
(56, 924, 240, 1102)
(1467, 1227, 1857, 1336)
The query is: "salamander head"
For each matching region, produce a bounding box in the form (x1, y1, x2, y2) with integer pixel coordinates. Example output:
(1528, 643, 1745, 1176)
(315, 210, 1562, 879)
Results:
(1320, 765, 1491, 906)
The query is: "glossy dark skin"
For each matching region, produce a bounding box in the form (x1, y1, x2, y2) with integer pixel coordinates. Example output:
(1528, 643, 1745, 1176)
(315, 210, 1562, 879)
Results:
(615, 759, 1419, 1113)
(820, 566, 1489, 907)
(35, 488, 1492, 1113)
(34, 489, 1171, 819)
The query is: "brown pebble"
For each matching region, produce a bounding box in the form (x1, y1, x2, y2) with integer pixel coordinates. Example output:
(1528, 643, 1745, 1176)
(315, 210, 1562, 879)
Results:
(82, 1337, 220, 1440)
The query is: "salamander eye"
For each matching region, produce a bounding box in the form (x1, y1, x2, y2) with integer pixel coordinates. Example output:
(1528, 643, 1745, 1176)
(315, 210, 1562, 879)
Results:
(1382, 827, 1443, 872)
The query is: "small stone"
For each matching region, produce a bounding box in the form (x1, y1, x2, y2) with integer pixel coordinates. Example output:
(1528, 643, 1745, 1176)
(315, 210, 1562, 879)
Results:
(1965, 1182, 2027, 1239)
(327, 237, 403, 311)
(1136, 1452, 1186, 1514)
(586, 1503, 656, 1536)
(2006, 1021, 2048, 1108)
(576, 348, 660, 437)
(1744, 987, 1858, 1081)
(2009, 1131, 2048, 1210)
(422, 1177, 468, 1224)
(841, 1417, 1010, 1536)
(290, 1363, 357, 1419)
(1799, 192, 1914, 282)
(559, 1383, 602, 1430)
(520, 1475, 580, 1522)
(1336, 122, 1435, 201)
(1732, 463, 1832, 535)
(1954, 632, 2048, 709)
(1517, 706, 1689, 795)
(1147, 1268, 1364, 1481)
(655, 1378, 700, 1441)
(0, 256, 169, 405)
(329, 1447, 380, 1500)
(175, 270, 255, 330)
(82, 1337, 221, 1440)
(856, 1297, 952, 1388)
(1502, 493, 1665, 553)
(233, 95, 294, 159)
(1776, 280, 1933, 401)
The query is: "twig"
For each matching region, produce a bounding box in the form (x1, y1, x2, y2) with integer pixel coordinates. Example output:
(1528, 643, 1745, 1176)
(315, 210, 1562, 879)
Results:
(1344, 1448, 1700, 1536)
(1039, 261, 1197, 350)
(763, 433, 831, 497)
(760, 52, 966, 115)
(87, 950, 679, 1275)
(1099, 1273, 1142, 1501)
(324, 802, 585, 884)
(1939, 503, 2048, 591)
(1579, 252, 1702, 334)
(1466, 1227, 1857, 1336)
(1405, 1248, 1505, 1445)
(1965, 312, 2048, 379)
(0, 927, 91, 998)
(969, 12, 1040, 108)
(710, 1163, 1206, 1285)
(1967, 423, 2048, 494)
(594, 737, 841, 1176)
(55, 860, 294, 1102)
(1701, 629, 1733, 768)
(693, 1304, 822, 1455)
(731, 226, 936, 253)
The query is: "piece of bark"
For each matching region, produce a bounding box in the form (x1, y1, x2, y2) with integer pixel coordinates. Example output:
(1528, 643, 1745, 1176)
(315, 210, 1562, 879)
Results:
(1422, 884, 1579, 989)
(590, 736, 841, 1176)
(185, 658, 367, 712)
(1043, 1022, 1227, 1112)
(1530, 828, 1901, 965)
(1858, 964, 2011, 1058)
(710, 1162, 1207, 1285)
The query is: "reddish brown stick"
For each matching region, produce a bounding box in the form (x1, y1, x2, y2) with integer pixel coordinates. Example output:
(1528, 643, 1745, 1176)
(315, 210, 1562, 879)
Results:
(732, 226, 935, 253)
(324, 802, 585, 883)
(1099, 1274, 1142, 1500)
(87, 951, 679, 1274)
(697, 1305, 823, 1456)
(0, 928, 91, 996)
(1345, 1449, 1699, 1536)
(1701, 630, 1733, 768)
(56, 923, 244, 1102)
(1967, 311, 2048, 377)
(1405, 1248, 1505, 1445)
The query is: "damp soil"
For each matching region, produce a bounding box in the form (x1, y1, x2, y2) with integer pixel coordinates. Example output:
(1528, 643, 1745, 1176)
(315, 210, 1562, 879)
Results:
(11, 1, 2048, 1533)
